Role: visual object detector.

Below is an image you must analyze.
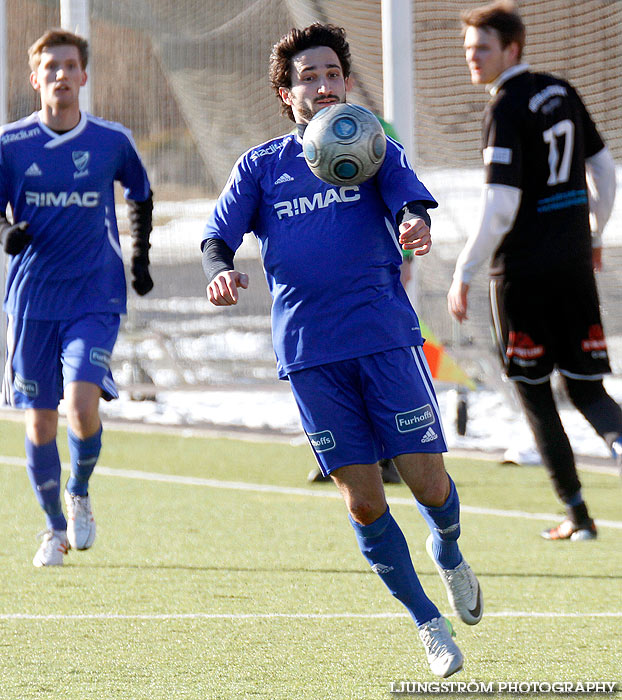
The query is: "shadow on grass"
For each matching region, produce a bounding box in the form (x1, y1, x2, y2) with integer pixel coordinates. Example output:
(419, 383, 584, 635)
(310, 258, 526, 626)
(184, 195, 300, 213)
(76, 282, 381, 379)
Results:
(65, 563, 622, 580)
(72, 563, 372, 575)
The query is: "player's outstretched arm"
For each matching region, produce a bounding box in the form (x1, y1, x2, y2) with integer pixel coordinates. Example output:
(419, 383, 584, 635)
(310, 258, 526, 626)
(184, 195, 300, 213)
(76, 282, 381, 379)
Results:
(0, 216, 31, 255)
(202, 237, 249, 305)
(127, 192, 154, 296)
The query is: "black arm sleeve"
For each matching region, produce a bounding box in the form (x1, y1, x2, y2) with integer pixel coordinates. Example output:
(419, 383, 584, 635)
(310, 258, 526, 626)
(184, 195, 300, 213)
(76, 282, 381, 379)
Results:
(396, 200, 431, 228)
(202, 238, 236, 283)
(0, 211, 17, 241)
(0, 212, 11, 242)
(127, 191, 153, 261)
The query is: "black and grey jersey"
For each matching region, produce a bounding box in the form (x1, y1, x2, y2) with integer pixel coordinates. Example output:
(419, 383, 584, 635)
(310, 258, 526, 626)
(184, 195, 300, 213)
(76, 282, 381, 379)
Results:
(483, 71, 604, 278)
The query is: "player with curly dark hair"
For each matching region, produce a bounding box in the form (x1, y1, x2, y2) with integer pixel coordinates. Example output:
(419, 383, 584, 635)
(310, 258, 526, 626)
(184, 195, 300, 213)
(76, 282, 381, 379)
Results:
(202, 23, 483, 678)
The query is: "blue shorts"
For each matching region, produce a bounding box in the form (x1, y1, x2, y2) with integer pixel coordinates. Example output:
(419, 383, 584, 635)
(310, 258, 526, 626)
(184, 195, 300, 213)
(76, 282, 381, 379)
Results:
(2, 313, 120, 410)
(288, 346, 447, 475)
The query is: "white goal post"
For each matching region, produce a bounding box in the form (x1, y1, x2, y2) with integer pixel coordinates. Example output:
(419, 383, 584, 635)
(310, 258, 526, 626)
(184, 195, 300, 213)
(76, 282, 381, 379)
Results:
(381, 0, 415, 163)
(60, 0, 91, 112)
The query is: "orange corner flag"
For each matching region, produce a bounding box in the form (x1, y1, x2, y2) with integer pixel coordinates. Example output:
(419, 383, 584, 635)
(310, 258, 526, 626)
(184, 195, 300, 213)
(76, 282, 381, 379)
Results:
(420, 320, 476, 391)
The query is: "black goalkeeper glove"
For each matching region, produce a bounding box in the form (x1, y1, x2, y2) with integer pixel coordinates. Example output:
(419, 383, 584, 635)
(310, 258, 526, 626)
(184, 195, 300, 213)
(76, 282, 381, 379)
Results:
(1, 221, 32, 255)
(131, 256, 153, 296)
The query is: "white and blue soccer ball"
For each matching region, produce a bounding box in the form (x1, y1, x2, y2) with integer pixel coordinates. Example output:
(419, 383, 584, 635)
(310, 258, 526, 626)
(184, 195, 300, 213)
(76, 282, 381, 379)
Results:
(302, 103, 386, 186)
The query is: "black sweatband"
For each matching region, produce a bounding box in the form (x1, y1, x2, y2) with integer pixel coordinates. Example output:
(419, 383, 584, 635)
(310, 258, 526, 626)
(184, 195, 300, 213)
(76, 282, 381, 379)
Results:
(202, 237, 236, 282)
(396, 200, 431, 228)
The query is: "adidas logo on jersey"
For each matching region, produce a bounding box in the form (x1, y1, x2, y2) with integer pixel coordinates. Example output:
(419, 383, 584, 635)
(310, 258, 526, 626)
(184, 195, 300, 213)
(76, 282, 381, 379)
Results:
(25, 162, 42, 176)
(421, 427, 438, 444)
(274, 173, 294, 185)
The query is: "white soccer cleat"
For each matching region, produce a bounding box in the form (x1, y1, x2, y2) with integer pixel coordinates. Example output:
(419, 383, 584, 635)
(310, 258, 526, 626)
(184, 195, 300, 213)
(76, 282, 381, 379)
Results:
(418, 616, 464, 678)
(426, 534, 483, 625)
(33, 529, 70, 567)
(64, 490, 96, 550)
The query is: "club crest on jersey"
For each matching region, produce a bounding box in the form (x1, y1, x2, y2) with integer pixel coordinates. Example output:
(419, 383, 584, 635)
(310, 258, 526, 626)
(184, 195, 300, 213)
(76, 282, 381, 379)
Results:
(72, 150, 90, 178)
(274, 186, 360, 219)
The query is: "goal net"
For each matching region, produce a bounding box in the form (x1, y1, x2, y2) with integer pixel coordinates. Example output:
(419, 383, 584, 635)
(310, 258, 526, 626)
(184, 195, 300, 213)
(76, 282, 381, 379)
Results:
(2, 0, 622, 397)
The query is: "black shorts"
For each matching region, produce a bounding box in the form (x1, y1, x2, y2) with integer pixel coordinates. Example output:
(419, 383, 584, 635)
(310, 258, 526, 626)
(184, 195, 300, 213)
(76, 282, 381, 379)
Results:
(489, 269, 611, 383)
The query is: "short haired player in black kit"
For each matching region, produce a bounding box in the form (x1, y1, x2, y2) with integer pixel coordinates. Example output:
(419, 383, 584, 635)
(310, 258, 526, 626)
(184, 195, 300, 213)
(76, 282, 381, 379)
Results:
(448, 0, 622, 540)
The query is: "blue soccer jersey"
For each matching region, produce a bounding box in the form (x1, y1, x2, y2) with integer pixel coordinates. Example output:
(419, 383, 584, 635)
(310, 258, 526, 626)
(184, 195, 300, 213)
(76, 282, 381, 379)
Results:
(0, 111, 151, 320)
(203, 132, 437, 378)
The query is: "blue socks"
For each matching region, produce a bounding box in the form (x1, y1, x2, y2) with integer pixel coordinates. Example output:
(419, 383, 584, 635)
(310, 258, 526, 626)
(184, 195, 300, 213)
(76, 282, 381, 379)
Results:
(66, 426, 102, 496)
(25, 437, 66, 532)
(25, 426, 101, 529)
(350, 507, 439, 626)
(416, 476, 462, 570)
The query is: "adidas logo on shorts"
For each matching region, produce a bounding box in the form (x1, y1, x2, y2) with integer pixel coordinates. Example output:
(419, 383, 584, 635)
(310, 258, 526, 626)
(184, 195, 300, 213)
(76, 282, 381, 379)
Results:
(421, 427, 438, 444)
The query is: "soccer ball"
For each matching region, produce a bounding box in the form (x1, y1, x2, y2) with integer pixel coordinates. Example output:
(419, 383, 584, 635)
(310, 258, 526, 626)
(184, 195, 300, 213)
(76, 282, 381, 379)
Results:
(302, 103, 386, 186)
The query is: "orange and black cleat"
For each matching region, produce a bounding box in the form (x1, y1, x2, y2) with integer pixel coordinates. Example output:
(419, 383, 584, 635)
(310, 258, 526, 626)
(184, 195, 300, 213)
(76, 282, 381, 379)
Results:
(541, 518, 597, 542)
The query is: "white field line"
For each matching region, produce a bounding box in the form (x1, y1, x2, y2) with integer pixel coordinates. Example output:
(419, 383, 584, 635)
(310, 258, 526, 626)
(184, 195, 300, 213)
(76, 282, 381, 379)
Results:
(1, 611, 621, 621)
(1, 455, 622, 530)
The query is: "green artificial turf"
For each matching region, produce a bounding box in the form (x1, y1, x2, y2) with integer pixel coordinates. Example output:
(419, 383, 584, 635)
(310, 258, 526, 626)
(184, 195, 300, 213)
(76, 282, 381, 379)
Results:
(0, 418, 620, 699)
